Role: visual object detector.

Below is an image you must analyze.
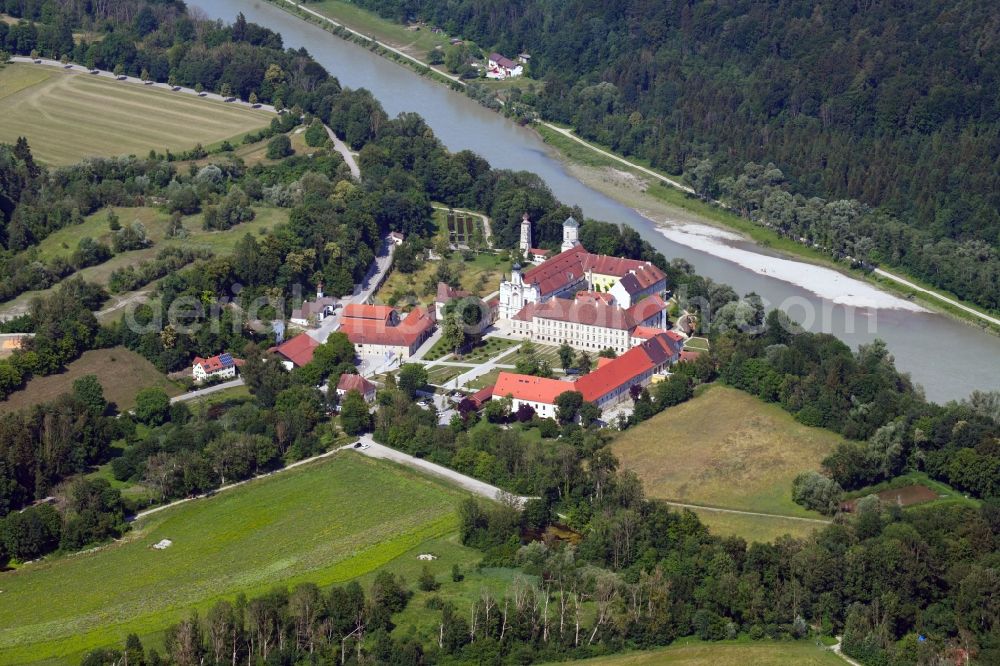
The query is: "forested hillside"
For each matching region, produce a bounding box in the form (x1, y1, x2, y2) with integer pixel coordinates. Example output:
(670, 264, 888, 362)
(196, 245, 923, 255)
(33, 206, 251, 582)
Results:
(345, 0, 1000, 311)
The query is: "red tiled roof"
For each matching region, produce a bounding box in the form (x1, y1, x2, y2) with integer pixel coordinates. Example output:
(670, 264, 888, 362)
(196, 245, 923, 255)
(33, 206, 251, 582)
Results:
(489, 52, 518, 69)
(496, 332, 681, 406)
(436, 282, 470, 303)
(679, 350, 702, 363)
(596, 356, 615, 368)
(626, 294, 668, 324)
(470, 384, 495, 408)
(494, 372, 575, 404)
(520, 244, 667, 298)
(337, 373, 376, 395)
(630, 326, 665, 340)
(664, 330, 686, 344)
(342, 304, 395, 322)
(340, 306, 435, 348)
(270, 334, 319, 367)
(575, 333, 678, 402)
(193, 353, 241, 372)
(576, 290, 615, 304)
(529, 248, 550, 256)
(521, 244, 590, 296)
(514, 293, 666, 332)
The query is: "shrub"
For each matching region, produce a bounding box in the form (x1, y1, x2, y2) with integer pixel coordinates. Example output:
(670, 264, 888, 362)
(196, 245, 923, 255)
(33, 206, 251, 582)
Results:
(266, 134, 293, 159)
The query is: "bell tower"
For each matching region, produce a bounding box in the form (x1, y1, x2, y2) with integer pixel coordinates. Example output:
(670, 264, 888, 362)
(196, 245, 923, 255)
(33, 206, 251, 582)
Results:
(561, 216, 580, 251)
(519, 212, 532, 254)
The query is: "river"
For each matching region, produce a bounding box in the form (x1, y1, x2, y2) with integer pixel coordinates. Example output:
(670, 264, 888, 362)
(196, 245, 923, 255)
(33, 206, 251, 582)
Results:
(196, 0, 1000, 403)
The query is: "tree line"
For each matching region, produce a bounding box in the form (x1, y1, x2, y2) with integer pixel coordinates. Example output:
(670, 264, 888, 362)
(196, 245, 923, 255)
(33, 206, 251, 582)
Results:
(342, 0, 1000, 313)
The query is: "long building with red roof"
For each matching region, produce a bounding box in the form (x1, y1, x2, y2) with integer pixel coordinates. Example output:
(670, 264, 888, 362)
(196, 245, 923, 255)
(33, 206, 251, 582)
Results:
(339, 304, 435, 361)
(492, 332, 682, 418)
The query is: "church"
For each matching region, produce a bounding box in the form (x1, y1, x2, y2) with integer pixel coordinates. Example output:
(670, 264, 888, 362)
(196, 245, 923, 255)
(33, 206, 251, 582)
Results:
(498, 216, 670, 353)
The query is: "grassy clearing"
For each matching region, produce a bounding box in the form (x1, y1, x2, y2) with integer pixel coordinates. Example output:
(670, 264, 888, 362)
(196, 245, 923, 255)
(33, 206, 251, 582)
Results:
(466, 367, 503, 390)
(377, 251, 505, 306)
(550, 638, 844, 665)
(311, 0, 451, 59)
(612, 385, 843, 528)
(0, 347, 182, 414)
(0, 454, 467, 664)
(0, 206, 285, 318)
(0, 64, 271, 166)
(684, 337, 711, 352)
(690, 509, 822, 543)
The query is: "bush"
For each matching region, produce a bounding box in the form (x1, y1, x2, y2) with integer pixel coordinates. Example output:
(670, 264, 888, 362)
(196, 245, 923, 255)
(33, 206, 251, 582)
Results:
(304, 119, 328, 147)
(266, 134, 293, 159)
(792, 470, 844, 515)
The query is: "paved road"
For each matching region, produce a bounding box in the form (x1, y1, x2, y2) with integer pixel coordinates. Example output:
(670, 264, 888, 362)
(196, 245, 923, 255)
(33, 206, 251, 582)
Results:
(873, 267, 1000, 328)
(12, 57, 277, 112)
(308, 239, 396, 343)
(346, 437, 530, 507)
(324, 124, 361, 179)
(660, 500, 831, 525)
(272, 0, 464, 85)
(170, 378, 245, 404)
(540, 122, 693, 194)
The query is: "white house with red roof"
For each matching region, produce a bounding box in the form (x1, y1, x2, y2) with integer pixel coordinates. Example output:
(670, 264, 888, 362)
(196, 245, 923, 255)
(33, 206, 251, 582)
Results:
(486, 52, 523, 79)
(492, 332, 682, 418)
(339, 304, 436, 361)
(336, 373, 377, 403)
(192, 352, 243, 383)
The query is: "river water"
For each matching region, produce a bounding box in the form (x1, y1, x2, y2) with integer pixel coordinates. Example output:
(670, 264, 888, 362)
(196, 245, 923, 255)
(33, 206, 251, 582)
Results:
(197, 0, 999, 402)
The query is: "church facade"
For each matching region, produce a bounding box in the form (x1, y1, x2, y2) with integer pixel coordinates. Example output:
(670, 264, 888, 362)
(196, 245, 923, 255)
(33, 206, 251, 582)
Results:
(498, 217, 670, 352)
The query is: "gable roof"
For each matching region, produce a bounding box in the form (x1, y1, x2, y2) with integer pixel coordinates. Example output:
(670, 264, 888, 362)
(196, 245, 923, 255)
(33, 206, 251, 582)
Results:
(193, 353, 239, 373)
(494, 372, 575, 405)
(337, 373, 376, 395)
(342, 304, 394, 322)
(626, 294, 668, 323)
(489, 52, 518, 69)
(436, 282, 471, 304)
(520, 244, 667, 299)
(340, 306, 435, 348)
(270, 334, 319, 367)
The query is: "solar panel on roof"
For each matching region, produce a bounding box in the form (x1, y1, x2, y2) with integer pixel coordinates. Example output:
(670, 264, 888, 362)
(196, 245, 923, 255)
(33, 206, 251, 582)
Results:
(219, 353, 234, 366)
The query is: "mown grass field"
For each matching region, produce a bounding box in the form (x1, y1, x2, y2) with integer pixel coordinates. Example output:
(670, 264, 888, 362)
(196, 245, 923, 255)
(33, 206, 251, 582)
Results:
(612, 385, 842, 538)
(0, 346, 182, 414)
(553, 639, 844, 665)
(690, 508, 823, 542)
(0, 454, 468, 665)
(0, 64, 271, 165)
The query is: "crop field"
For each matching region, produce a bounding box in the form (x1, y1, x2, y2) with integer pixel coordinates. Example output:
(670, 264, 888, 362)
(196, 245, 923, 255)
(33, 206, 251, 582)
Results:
(612, 385, 843, 539)
(0, 347, 182, 414)
(0, 454, 467, 664)
(0, 64, 271, 165)
(554, 639, 844, 665)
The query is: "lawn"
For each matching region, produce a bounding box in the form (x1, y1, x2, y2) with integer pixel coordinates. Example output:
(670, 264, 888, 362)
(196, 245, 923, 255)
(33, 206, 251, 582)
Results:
(377, 250, 506, 306)
(612, 385, 844, 533)
(551, 639, 844, 665)
(426, 363, 472, 386)
(311, 0, 452, 59)
(466, 367, 503, 390)
(0, 454, 468, 664)
(454, 336, 521, 364)
(0, 347, 182, 414)
(690, 508, 823, 543)
(0, 64, 271, 165)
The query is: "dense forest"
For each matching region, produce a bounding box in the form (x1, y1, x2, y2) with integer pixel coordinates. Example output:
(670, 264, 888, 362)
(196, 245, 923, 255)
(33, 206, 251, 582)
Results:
(338, 0, 1000, 312)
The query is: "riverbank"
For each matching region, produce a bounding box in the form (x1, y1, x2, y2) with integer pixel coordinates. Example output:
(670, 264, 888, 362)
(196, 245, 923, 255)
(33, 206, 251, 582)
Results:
(260, 0, 998, 334)
(534, 124, 1000, 333)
